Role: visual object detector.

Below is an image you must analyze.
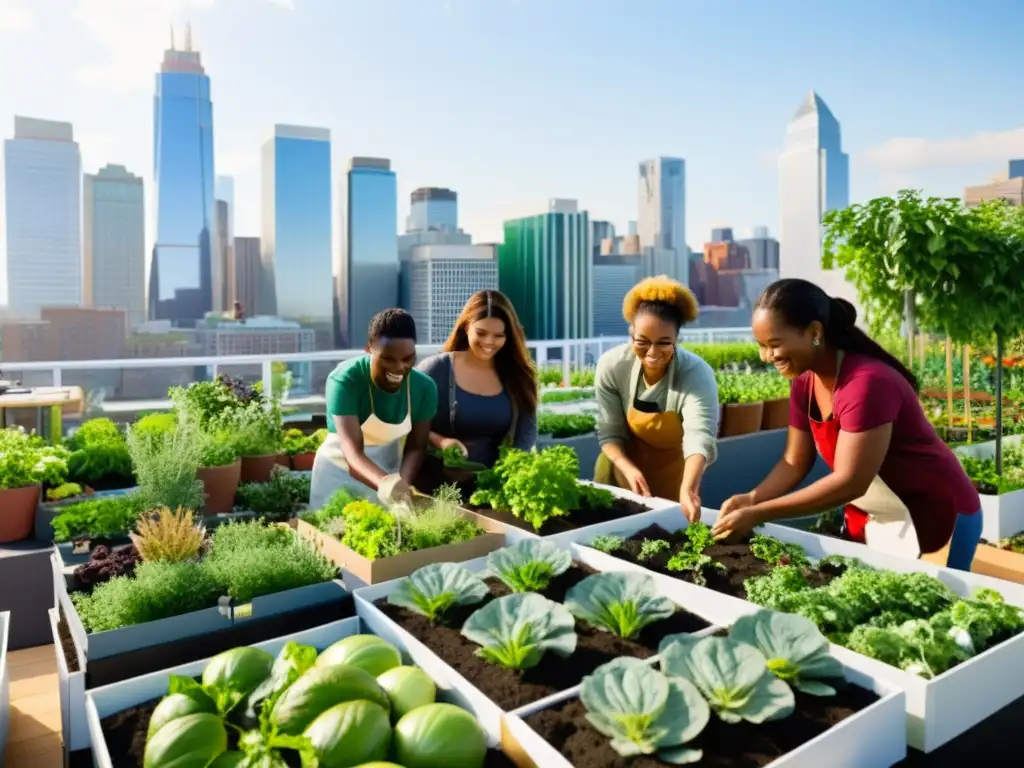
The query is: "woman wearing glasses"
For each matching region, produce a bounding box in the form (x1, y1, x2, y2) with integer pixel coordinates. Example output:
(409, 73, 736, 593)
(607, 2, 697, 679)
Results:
(593, 276, 719, 521)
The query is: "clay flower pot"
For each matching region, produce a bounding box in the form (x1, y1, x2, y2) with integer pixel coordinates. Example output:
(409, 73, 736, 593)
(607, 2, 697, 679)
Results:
(240, 453, 278, 484)
(197, 459, 242, 515)
(274, 453, 290, 469)
(0, 484, 41, 543)
(720, 401, 765, 437)
(760, 398, 790, 431)
(291, 452, 315, 471)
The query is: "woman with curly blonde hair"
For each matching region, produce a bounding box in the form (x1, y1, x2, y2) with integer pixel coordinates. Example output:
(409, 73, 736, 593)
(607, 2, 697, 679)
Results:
(593, 275, 719, 521)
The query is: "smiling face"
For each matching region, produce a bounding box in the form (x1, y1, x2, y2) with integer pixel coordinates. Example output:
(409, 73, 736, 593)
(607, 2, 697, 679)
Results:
(631, 312, 678, 374)
(752, 307, 821, 379)
(466, 316, 507, 362)
(368, 337, 417, 392)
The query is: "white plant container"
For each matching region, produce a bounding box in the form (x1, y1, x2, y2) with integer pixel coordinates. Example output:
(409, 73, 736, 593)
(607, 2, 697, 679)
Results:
(85, 617, 361, 764)
(50, 607, 88, 753)
(976, 487, 1024, 542)
(353, 544, 726, 743)
(501, 662, 907, 768)
(0, 611, 10, 755)
(557, 505, 1024, 752)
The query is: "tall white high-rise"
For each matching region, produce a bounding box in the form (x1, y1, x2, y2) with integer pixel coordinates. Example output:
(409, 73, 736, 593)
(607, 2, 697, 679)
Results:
(638, 157, 686, 284)
(3, 116, 82, 315)
(778, 91, 851, 298)
(84, 164, 146, 331)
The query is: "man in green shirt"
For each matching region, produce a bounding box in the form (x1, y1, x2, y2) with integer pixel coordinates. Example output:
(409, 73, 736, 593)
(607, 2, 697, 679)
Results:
(309, 309, 438, 510)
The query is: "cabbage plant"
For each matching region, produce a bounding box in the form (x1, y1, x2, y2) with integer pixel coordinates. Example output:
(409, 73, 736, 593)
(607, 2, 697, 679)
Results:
(461, 592, 577, 669)
(659, 634, 795, 724)
(564, 572, 675, 639)
(580, 658, 709, 764)
(387, 562, 489, 622)
(484, 540, 572, 593)
(730, 609, 845, 695)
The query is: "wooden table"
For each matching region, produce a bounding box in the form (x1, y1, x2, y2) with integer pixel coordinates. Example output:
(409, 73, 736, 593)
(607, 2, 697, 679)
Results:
(0, 387, 84, 444)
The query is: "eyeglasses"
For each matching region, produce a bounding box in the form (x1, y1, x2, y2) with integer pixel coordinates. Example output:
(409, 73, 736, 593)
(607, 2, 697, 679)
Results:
(632, 338, 675, 352)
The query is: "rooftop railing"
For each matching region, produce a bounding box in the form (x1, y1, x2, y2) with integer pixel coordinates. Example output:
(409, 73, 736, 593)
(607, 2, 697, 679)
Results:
(0, 328, 754, 418)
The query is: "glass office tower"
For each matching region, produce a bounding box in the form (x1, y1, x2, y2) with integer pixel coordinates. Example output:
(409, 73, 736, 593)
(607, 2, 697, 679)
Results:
(337, 157, 398, 348)
(261, 125, 333, 342)
(149, 29, 216, 325)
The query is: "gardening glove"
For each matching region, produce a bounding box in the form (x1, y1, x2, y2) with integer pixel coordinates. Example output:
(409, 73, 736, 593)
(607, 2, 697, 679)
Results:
(377, 473, 412, 507)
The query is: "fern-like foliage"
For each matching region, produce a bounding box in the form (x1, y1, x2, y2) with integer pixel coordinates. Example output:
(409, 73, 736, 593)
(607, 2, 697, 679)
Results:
(130, 506, 206, 563)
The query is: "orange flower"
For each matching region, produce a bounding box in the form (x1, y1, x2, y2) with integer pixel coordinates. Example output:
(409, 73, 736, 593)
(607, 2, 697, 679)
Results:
(983, 355, 996, 365)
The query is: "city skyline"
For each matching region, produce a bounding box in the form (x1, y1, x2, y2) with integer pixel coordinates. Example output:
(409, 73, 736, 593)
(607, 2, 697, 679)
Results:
(2, 0, 1023, 262)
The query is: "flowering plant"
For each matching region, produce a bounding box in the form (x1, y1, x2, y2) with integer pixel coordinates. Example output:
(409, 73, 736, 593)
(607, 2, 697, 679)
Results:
(0, 426, 70, 490)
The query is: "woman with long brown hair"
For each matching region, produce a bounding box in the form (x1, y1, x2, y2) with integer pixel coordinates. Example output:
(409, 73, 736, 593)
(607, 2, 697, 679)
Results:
(416, 290, 537, 485)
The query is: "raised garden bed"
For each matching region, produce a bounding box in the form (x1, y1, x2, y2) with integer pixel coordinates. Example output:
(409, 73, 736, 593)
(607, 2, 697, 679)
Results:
(501, 622, 907, 768)
(954, 435, 1024, 541)
(85, 616, 517, 767)
(294, 485, 514, 588)
(355, 540, 724, 739)
(52, 517, 351, 752)
(0, 611, 9, 755)
(561, 505, 1024, 752)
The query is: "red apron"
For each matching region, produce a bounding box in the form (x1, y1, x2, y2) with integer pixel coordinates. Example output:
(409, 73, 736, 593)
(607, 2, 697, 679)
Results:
(808, 416, 869, 543)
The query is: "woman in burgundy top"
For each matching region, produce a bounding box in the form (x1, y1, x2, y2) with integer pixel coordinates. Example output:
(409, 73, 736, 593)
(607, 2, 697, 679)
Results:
(713, 279, 982, 571)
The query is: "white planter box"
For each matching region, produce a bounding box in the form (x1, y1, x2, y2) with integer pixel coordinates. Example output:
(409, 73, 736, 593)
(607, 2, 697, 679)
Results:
(353, 544, 726, 744)
(0, 611, 10, 755)
(84, 617, 361, 764)
(51, 607, 89, 752)
(501, 662, 907, 768)
(558, 505, 1024, 752)
(977, 487, 1024, 542)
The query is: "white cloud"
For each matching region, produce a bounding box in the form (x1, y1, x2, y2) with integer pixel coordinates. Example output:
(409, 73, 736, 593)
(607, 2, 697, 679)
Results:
(0, 0, 31, 32)
(862, 126, 1024, 171)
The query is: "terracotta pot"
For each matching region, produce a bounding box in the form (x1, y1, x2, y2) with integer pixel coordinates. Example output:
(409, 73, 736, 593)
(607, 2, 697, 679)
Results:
(240, 453, 278, 484)
(274, 453, 290, 468)
(197, 459, 242, 515)
(760, 398, 790, 431)
(292, 452, 316, 471)
(0, 484, 41, 543)
(720, 401, 765, 437)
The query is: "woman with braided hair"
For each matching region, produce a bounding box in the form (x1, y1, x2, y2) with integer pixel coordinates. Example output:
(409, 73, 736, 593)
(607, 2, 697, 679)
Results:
(594, 275, 720, 522)
(714, 278, 982, 571)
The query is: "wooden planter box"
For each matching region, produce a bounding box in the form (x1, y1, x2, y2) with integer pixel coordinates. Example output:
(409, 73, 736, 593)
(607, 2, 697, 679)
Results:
(51, 541, 351, 752)
(559, 506, 1024, 753)
(760, 397, 790, 430)
(291, 508, 509, 589)
(501, 661, 906, 768)
(922, 541, 1024, 584)
(0, 611, 9, 755)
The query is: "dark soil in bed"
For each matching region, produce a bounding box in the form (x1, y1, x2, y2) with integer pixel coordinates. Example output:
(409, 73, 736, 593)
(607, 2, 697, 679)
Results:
(469, 496, 650, 535)
(612, 524, 838, 599)
(57, 607, 81, 672)
(102, 697, 517, 768)
(374, 562, 711, 711)
(524, 682, 880, 767)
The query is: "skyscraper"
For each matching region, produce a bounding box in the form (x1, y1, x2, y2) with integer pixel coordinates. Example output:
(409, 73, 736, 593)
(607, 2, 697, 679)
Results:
(261, 125, 333, 342)
(3, 116, 82, 315)
(406, 187, 458, 233)
(233, 236, 261, 317)
(84, 164, 145, 331)
(778, 90, 850, 294)
(216, 175, 235, 309)
(499, 200, 591, 341)
(337, 157, 398, 347)
(638, 158, 685, 249)
(738, 226, 780, 270)
(149, 25, 217, 326)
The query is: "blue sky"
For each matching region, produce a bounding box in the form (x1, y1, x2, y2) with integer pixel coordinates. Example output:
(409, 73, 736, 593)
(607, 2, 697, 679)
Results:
(2, 0, 1024, 250)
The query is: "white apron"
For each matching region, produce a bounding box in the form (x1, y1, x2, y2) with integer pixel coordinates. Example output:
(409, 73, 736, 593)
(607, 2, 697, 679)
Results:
(309, 376, 413, 511)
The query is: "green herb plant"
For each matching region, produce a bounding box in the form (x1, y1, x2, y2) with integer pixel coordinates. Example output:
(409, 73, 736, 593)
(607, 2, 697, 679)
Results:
(236, 467, 311, 521)
(51, 493, 149, 542)
(591, 535, 624, 553)
(470, 444, 613, 531)
(638, 539, 670, 561)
